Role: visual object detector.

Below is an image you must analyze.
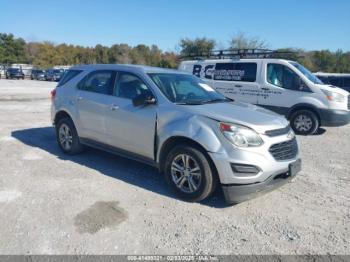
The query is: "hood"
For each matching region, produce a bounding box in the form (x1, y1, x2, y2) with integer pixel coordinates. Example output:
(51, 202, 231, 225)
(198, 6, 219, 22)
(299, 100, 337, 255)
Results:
(181, 101, 289, 134)
(318, 84, 349, 96)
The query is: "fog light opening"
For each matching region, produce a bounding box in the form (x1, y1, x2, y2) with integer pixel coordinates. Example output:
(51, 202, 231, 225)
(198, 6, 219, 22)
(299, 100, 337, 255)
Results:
(231, 163, 260, 176)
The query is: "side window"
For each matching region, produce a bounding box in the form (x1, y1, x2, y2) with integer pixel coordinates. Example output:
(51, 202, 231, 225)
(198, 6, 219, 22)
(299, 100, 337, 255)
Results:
(214, 63, 257, 82)
(328, 77, 343, 87)
(317, 76, 330, 84)
(77, 70, 115, 95)
(343, 77, 350, 89)
(267, 64, 303, 91)
(58, 70, 82, 87)
(115, 73, 152, 100)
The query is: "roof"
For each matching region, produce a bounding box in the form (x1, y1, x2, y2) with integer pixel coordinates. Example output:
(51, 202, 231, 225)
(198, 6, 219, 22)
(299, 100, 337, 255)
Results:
(179, 58, 294, 63)
(70, 64, 188, 74)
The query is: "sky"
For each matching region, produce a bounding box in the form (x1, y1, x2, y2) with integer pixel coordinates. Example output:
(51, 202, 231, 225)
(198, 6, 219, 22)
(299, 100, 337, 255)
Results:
(1, 0, 349, 52)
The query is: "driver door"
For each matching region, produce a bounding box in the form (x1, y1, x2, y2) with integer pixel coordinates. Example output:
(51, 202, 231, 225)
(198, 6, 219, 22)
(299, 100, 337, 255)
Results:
(257, 62, 307, 113)
(105, 72, 157, 160)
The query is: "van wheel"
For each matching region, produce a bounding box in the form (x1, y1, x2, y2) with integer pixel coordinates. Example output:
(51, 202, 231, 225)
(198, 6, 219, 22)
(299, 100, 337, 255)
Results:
(164, 145, 216, 202)
(56, 117, 84, 154)
(290, 110, 319, 135)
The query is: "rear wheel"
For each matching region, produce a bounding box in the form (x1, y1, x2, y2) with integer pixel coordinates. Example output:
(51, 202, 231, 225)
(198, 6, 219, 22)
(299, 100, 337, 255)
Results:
(164, 145, 217, 202)
(56, 117, 84, 154)
(290, 110, 319, 135)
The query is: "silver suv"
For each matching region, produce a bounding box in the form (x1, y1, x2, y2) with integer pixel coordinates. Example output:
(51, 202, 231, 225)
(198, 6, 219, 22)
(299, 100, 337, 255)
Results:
(51, 64, 301, 204)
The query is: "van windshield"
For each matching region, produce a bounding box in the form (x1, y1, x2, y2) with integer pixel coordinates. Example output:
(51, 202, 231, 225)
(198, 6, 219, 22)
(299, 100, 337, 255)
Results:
(290, 62, 324, 85)
(148, 73, 230, 105)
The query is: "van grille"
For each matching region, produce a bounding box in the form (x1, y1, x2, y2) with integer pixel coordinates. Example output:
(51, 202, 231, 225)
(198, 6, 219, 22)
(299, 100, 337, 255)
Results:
(269, 138, 298, 161)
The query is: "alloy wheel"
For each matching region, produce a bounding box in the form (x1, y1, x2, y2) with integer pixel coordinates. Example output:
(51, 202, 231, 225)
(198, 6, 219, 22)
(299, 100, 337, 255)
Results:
(58, 124, 73, 151)
(171, 154, 202, 193)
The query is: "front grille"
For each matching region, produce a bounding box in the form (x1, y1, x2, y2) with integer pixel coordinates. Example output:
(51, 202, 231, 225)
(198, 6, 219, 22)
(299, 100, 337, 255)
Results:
(269, 137, 298, 161)
(265, 125, 291, 137)
(348, 95, 350, 110)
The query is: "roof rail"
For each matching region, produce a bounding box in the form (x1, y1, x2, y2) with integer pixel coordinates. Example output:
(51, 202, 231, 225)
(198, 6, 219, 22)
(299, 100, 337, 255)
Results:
(180, 49, 297, 60)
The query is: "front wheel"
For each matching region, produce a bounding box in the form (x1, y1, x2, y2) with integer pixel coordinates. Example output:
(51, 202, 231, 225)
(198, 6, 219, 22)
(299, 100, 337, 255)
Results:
(290, 110, 319, 135)
(164, 145, 217, 202)
(56, 117, 84, 154)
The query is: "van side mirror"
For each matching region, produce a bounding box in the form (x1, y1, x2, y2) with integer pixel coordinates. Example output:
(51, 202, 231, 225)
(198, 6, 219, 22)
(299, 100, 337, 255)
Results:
(132, 94, 156, 107)
(294, 77, 309, 92)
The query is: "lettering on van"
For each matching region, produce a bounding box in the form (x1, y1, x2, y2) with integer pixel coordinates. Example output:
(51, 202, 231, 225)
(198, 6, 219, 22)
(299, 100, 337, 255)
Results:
(214, 69, 245, 81)
(192, 63, 256, 82)
(193, 64, 215, 79)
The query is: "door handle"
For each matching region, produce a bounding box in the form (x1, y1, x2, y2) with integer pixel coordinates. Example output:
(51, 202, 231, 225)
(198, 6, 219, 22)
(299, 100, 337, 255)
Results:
(261, 87, 270, 91)
(77, 96, 83, 101)
(235, 84, 242, 88)
(110, 104, 119, 111)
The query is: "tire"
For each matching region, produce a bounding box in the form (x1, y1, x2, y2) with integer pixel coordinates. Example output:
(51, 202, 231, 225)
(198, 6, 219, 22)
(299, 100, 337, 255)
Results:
(56, 117, 84, 155)
(290, 109, 319, 135)
(164, 145, 217, 202)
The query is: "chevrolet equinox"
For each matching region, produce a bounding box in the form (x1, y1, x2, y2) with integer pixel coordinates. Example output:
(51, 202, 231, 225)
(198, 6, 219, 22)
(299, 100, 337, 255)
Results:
(51, 64, 301, 204)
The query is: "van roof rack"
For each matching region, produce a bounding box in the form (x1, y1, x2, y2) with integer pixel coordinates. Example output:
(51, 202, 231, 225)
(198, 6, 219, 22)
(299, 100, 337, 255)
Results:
(180, 49, 297, 60)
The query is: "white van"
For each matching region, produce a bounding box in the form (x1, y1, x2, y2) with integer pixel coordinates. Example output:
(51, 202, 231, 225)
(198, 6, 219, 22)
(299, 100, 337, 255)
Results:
(179, 54, 350, 135)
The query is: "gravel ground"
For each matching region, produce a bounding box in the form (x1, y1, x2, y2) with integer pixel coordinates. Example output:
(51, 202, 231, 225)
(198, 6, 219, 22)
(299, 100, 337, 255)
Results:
(0, 79, 349, 255)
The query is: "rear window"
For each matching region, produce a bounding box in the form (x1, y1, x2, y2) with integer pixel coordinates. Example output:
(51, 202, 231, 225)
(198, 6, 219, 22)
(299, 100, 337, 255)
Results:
(214, 63, 257, 82)
(58, 70, 82, 87)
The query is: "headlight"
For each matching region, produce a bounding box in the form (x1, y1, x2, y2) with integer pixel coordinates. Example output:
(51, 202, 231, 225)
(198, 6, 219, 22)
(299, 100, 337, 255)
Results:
(219, 123, 263, 147)
(322, 90, 345, 103)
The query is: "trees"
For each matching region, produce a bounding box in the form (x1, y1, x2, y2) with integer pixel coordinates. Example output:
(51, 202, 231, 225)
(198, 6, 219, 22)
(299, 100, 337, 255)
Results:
(0, 32, 349, 72)
(179, 37, 216, 57)
(229, 32, 267, 49)
(0, 33, 27, 65)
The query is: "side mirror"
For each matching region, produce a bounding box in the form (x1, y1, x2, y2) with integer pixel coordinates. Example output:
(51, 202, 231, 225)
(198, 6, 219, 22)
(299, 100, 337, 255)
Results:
(132, 94, 156, 107)
(294, 77, 308, 91)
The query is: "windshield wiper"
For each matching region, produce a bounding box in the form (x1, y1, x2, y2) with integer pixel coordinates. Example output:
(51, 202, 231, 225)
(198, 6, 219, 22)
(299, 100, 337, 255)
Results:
(200, 98, 233, 104)
(175, 101, 203, 105)
(175, 97, 233, 105)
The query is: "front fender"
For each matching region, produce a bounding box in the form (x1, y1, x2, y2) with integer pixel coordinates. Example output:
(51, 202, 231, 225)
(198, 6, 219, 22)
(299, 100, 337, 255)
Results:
(156, 113, 223, 163)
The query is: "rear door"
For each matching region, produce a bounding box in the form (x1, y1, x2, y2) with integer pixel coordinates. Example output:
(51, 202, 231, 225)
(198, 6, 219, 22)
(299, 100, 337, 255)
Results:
(75, 70, 116, 143)
(105, 72, 157, 160)
(211, 62, 260, 104)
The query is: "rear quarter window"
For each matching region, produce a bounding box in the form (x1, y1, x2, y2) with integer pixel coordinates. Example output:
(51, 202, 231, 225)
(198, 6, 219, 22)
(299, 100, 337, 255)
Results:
(58, 70, 83, 87)
(214, 63, 257, 82)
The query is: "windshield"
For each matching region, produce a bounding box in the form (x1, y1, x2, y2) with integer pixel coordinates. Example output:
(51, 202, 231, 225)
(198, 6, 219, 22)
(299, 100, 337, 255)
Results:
(290, 62, 324, 85)
(148, 73, 229, 105)
(9, 68, 20, 72)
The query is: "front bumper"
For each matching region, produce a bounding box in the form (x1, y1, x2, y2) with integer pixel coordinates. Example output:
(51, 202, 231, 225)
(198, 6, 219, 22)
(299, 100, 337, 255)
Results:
(319, 109, 350, 127)
(208, 128, 301, 204)
(221, 159, 301, 204)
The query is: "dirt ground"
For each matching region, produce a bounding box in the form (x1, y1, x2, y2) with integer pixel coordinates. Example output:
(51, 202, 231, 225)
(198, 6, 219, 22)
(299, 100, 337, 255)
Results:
(0, 79, 349, 255)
